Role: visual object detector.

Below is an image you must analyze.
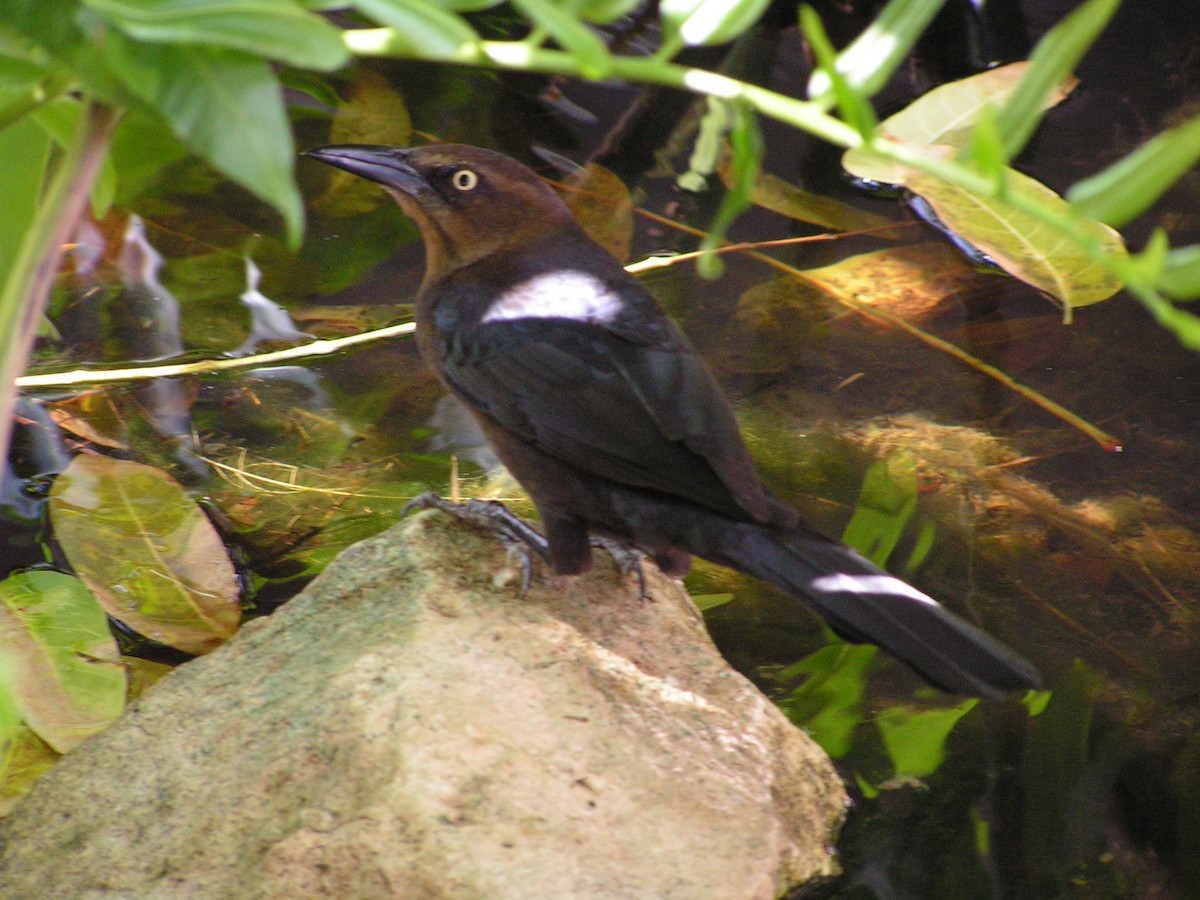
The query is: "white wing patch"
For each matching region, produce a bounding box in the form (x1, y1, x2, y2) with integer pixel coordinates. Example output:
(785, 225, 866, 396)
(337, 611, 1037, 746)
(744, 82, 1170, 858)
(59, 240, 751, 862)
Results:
(481, 269, 624, 324)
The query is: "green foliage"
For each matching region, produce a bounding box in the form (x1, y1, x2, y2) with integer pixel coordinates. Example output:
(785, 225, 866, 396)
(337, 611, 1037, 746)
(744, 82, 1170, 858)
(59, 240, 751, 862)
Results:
(0, 571, 126, 753)
(875, 700, 977, 778)
(992, 0, 1120, 160)
(49, 455, 242, 655)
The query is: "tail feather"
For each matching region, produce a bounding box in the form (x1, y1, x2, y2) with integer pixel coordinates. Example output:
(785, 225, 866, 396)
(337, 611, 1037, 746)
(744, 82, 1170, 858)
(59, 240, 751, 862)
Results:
(689, 519, 1042, 698)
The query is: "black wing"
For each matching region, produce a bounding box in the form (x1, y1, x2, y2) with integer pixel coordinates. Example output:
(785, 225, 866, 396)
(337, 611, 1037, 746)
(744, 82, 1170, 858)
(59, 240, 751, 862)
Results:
(437, 287, 773, 523)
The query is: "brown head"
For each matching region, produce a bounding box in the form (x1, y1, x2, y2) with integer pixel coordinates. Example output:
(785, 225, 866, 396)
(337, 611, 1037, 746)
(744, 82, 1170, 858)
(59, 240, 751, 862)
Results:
(303, 143, 579, 279)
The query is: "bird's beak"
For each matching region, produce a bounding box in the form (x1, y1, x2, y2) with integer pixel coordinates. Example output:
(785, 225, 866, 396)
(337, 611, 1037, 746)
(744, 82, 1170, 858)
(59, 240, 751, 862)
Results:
(302, 144, 424, 192)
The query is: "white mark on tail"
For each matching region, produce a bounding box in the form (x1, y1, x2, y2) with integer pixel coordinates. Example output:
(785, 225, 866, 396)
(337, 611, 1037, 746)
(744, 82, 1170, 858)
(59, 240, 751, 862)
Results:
(810, 573, 941, 607)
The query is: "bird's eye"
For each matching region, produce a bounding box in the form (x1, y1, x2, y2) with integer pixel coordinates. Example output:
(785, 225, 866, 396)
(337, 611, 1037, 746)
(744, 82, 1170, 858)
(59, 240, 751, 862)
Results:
(452, 169, 478, 191)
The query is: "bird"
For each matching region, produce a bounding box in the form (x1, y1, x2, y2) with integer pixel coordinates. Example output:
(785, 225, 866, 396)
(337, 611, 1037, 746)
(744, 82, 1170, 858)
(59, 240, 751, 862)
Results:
(302, 142, 1042, 699)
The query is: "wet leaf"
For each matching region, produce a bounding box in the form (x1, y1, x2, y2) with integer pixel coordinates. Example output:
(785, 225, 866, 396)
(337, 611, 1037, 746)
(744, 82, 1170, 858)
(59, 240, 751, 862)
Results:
(0, 570, 126, 753)
(312, 71, 414, 218)
(46, 392, 130, 450)
(123, 656, 175, 701)
(558, 162, 634, 262)
(49, 455, 241, 654)
(876, 699, 978, 778)
(842, 454, 918, 568)
(781, 643, 877, 758)
(903, 167, 1126, 308)
(801, 242, 987, 321)
(744, 170, 899, 236)
(0, 727, 59, 816)
(843, 62, 1078, 186)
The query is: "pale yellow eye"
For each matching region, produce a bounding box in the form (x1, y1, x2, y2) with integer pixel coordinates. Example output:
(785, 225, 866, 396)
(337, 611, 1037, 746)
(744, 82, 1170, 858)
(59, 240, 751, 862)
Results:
(452, 169, 478, 191)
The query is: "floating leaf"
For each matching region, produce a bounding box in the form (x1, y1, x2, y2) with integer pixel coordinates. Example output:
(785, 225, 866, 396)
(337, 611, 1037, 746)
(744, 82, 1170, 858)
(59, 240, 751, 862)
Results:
(557, 162, 634, 262)
(800, 242, 987, 322)
(743, 170, 899, 236)
(903, 167, 1126, 308)
(49, 455, 241, 654)
(843, 62, 1078, 186)
(0, 570, 126, 753)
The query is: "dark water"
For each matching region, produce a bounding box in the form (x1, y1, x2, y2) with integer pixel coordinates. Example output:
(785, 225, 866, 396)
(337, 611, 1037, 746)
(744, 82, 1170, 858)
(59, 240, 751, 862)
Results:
(8, 0, 1200, 896)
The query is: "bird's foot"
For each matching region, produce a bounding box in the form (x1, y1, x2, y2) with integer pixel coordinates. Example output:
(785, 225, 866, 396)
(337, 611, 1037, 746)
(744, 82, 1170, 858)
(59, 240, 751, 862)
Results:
(589, 536, 651, 601)
(404, 493, 550, 594)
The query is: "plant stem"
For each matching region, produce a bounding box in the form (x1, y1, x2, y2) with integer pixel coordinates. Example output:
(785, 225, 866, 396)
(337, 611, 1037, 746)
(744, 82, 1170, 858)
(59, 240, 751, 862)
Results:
(0, 99, 119, 464)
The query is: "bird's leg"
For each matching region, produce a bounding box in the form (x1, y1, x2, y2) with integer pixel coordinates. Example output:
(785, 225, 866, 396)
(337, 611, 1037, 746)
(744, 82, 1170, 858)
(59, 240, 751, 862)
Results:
(588, 535, 651, 601)
(403, 492, 550, 594)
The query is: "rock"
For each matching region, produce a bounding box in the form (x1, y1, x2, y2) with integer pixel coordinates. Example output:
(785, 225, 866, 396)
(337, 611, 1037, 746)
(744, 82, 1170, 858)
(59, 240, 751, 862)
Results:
(0, 511, 847, 899)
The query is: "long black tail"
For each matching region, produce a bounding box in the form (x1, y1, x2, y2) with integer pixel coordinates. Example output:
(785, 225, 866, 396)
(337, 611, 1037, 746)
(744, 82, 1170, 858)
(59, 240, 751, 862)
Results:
(650, 509, 1042, 698)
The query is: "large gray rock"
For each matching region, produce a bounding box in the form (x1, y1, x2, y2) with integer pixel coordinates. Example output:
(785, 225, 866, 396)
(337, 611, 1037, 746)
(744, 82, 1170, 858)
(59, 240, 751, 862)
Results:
(0, 511, 847, 898)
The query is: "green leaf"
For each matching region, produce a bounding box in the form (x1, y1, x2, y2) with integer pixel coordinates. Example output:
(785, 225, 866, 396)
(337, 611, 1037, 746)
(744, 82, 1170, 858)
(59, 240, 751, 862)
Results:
(1159, 244, 1200, 301)
(0, 728, 59, 816)
(875, 699, 977, 778)
(903, 166, 1127, 308)
(800, 5, 875, 137)
(691, 593, 734, 611)
(746, 170, 898, 234)
(49, 455, 242, 655)
(107, 108, 191, 204)
(1067, 113, 1200, 227)
(100, 34, 304, 247)
(0, 571, 126, 753)
(31, 96, 117, 217)
(511, 0, 611, 78)
(579, 0, 642, 24)
(0, 115, 51, 281)
(780, 643, 877, 758)
(81, 0, 349, 71)
(808, 0, 949, 98)
(844, 62, 1077, 185)
(841, 455, 917, 568)
(994, 0, 1120, 159)
(350, 0, 481, 57)
(697, 98, 761, 279)
(660, 0, 772, 47)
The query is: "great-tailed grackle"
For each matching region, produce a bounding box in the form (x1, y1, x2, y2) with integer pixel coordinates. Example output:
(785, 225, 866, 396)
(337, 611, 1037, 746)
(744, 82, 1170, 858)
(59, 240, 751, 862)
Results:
(303, 143, 1041, 698)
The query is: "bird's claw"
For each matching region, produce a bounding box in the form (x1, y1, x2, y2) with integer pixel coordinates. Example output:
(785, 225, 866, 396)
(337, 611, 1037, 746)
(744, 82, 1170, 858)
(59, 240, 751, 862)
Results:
(589, 535, 651, 601)
(404, 492, 551, 595)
